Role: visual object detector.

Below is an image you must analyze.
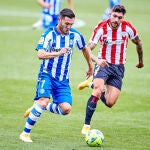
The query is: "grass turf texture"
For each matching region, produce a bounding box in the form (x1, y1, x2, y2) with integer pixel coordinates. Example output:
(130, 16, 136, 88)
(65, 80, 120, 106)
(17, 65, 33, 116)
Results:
(0, 0, 150, 149)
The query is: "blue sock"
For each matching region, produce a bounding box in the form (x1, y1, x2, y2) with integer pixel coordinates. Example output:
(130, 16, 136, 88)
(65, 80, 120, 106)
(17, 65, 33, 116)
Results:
(23, 104, 45, 134)
(85, 95, 99, 125)
(46, 103, 65, 115)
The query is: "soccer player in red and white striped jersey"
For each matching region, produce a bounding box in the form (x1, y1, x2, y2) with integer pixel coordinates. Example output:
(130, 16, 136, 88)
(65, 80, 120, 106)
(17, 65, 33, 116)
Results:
(81, 5, 144, 135)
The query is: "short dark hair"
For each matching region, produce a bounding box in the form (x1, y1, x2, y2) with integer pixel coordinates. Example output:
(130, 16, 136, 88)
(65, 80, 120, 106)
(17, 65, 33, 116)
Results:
(112, 5, 126, 15)
(59, 8, 75, 19)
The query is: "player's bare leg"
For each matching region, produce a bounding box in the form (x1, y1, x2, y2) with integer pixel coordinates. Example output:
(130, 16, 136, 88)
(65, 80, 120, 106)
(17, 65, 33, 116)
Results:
(81, 78, 120, 135)
(103, 85, 120, 107)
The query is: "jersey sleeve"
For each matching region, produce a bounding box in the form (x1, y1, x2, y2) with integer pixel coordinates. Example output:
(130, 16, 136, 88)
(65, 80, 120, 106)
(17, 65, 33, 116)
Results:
(89, 22, 104, 44)
(35, 29, 52, 51)
(76, 34, 86, 50)
(126, 21, 138, 40)
(71, 28, 86, 50)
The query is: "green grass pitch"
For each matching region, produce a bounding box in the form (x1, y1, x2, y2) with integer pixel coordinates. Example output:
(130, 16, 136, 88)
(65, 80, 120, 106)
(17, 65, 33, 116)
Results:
(0, 0, 150, 149)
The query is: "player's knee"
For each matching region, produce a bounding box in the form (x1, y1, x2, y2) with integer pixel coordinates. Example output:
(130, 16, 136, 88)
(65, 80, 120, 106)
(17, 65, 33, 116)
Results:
(106, 103, 113, 108)
(38, 98, 49, 108)
(59, 103, 72, 115)
(63, 108, 71, 115)
(105, 91, 119, 108)
(93, 88, 104, 99)
(62, 106, 72, 115)
(106, 100, 116, 108)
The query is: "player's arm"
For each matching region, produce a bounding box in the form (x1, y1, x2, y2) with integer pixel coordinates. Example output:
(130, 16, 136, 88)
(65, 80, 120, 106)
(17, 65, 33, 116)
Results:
(131, 35, 144, 68)
(67, 0, 74, 11)
(37, 48, 70, 59)
(37, 0, 51, 9)
(87, 42, 109, 67)
(82, 46, 94, 79)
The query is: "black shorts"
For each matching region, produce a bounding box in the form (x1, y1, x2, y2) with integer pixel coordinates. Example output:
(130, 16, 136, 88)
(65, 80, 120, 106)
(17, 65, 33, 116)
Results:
(93, 63, 125, 90)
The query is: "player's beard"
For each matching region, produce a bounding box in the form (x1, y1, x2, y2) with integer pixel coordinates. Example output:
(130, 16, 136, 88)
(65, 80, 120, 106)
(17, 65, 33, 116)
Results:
(110, 21, 120, 29)
(58, 23, 69, 35)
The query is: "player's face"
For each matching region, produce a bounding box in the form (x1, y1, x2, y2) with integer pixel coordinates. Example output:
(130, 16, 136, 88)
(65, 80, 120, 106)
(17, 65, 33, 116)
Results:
(109, 12, 124, 29)
(58, 16, 75, 34)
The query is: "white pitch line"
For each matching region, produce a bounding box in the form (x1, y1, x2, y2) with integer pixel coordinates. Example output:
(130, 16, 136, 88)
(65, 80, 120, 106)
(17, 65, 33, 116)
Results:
(0, 9, 40, 17)
(0, 26, 32, 31)
(0, 9, 86, 31)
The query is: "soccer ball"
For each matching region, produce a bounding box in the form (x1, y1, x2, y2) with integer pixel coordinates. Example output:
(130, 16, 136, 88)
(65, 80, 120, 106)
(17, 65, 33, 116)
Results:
(85, 129, 104, 147)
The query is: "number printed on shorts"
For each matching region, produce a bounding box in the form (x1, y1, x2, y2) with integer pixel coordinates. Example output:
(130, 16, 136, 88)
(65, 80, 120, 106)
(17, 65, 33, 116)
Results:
(94, 65, 100, 76)
(40, 80, 45, 89)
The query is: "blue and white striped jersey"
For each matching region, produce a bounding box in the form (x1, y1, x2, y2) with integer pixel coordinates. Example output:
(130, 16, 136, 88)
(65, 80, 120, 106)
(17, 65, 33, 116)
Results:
(110, 0, 121, 8)
(42, 0, 62, 15)
(102, 0, 121, 21)
(36, 27, 86, 81)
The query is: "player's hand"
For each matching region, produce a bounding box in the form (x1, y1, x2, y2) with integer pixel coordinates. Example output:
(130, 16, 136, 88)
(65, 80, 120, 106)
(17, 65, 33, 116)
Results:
(136, 62, 144, 68)
(86, 68, 94, 79)
(45, 4, 51, 9)
(60, 47, 71, 55)
(96, 59, 109, 67)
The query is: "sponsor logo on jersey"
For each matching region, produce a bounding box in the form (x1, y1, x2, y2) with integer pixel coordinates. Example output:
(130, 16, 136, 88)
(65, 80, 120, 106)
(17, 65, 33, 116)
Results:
(38, 37, 44, 44)
(48, 46, 61, 52)
(104, 39, 124, 45)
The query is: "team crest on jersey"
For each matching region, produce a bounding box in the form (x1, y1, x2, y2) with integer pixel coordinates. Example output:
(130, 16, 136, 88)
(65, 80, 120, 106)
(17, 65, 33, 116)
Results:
(40, 89, 45, 94)
(38, 37, 44, 44)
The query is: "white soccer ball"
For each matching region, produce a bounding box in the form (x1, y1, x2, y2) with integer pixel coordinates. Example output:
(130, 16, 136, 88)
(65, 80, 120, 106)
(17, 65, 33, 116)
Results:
(85, 129, 104, 147)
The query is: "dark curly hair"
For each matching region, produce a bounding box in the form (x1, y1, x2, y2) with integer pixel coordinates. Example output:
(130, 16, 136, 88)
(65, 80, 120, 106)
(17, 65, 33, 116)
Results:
(112, 5, 126, 15)
(59, 8, 75, 19)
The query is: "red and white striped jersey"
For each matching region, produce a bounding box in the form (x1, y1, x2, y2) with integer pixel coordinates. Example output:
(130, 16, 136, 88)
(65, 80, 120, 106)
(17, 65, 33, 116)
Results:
(90, 19, 138, 64)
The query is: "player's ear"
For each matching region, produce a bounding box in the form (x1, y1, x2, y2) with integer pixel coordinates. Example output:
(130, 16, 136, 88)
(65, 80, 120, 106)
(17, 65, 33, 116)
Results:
(58, 16, 61, 22)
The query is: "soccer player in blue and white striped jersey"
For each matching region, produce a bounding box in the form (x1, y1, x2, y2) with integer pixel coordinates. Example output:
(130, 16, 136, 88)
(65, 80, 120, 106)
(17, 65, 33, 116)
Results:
(32, 0, 74, 29)
(102, 0, 121, 21)
(20, 8, 93, 142)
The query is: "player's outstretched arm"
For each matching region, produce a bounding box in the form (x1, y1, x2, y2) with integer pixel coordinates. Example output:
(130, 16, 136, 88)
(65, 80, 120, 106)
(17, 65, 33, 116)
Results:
(37, 48, 70, 59)
(67, 0, 74, 11)
(87, 42, 109, 67)
(37, 0, 51, 9)
(131, 36, 144, 68)
(82, 46, 94, 79)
